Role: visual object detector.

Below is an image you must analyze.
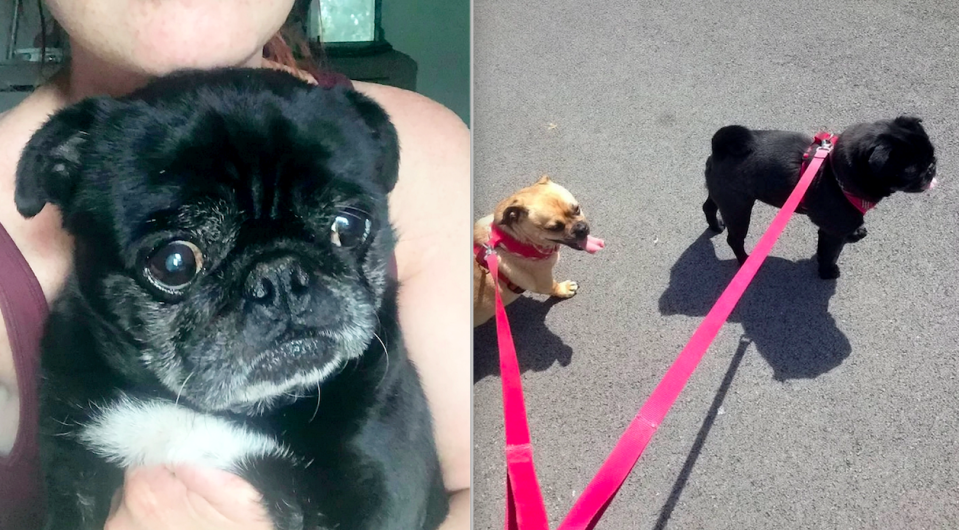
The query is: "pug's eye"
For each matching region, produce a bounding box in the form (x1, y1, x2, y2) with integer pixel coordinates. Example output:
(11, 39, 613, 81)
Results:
(331, 208, 373, 248)
(145, 241, 203, 291)
(571, 205, 581, 215)
(548, 222, 565, 232)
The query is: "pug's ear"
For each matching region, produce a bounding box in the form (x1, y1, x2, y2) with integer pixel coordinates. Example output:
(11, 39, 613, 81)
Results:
(867, 142, 892, 174)
(497, 204, 528, 226)
(344, 89, 400, 193)
(894, 115, 923, 129)
(15, 98, 109, 218)
(536, 174, 552, 185)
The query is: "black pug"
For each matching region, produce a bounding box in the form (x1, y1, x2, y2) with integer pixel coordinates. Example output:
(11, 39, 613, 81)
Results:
(702, 116, 937, 279)
(15, 68, 448, 530)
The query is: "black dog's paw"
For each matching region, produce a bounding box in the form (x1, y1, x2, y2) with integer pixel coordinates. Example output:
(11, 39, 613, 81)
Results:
(237, 457, 311, 530)
(261, 496, 308, 530)
(818, 264, 841, 280)
(702, 199, 725, 233)
(707, 218, 725, 233)
(846, 226, 868, 243)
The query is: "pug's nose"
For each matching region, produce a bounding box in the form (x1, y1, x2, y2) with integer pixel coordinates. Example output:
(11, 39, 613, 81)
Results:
(244, 255, 312, 315)
(572, 221, 590, 239)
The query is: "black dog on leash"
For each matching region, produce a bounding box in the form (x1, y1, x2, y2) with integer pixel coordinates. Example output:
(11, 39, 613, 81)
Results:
(702, 116, 937, 279)
(16, 68, 448, 530)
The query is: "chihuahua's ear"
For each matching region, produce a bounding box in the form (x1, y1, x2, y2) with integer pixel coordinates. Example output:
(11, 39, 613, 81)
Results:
(536, 174, 552, 185)
(15, 97, 110, 218)
(497, 204, 528, 226)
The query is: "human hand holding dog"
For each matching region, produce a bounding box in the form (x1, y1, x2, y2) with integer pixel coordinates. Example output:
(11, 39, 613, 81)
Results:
(104, 466, 274, 530)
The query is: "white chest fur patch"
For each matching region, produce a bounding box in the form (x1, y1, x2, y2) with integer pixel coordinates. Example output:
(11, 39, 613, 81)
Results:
(78, 395, 292, 471)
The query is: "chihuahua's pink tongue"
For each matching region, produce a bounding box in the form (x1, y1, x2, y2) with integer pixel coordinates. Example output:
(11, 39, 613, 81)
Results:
(929, 177, 938, 190)
(585, 235, 605, 254)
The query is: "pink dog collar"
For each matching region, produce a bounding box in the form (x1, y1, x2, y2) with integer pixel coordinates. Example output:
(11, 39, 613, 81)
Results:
(487, 224, 557, 260)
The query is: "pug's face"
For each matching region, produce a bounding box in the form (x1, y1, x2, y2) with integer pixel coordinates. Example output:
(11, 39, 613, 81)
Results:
(836, 116, 938, 197)
(16, 69, 399, 414)
(494, 175, 591, 250)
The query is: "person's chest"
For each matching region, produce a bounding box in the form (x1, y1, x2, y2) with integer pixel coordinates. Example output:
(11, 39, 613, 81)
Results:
(0, 109, 74, 456)
(0, 328, 20, 455)
(0, 105, 75, 304)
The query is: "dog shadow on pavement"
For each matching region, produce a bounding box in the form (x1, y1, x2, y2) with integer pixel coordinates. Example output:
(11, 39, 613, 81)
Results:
(658, 230, 852, 381)
(473, 296, 575, 383)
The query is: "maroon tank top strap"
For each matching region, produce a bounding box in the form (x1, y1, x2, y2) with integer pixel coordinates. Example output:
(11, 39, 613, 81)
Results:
(313, 70, 355, 90)
(0, 219, 48, 530)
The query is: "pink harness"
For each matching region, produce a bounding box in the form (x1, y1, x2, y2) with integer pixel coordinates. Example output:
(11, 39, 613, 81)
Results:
(474, 224, 559, 294)
(801, 132, 877, 214)
(485, 224, 558, 261)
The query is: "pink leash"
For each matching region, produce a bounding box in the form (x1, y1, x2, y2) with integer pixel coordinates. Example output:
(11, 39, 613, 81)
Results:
(487, 254, 551, 530)
(487, 137, 835, 530)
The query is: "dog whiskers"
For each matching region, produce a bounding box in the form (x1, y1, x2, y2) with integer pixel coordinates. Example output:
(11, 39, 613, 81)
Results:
(335, 357, 351, 376)
(175, 370, 195, 406)
(53, 416, 78, 437)
(309, 382, 321, 423)
(373, 332, 390, 390)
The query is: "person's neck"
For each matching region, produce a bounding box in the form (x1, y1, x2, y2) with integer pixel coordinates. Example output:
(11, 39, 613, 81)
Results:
(54, 44, 265, 104)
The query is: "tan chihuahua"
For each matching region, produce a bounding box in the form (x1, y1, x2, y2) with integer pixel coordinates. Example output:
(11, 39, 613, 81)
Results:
(473, 176, 604, 327)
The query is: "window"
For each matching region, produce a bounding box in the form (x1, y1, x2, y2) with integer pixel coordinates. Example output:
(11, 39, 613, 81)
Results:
(315, 0, 376, 43)
(307, 0, 388, 55)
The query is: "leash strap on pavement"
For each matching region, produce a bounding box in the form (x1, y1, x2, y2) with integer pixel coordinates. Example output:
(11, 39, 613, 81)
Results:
(556, 141, 833, 530)
(487, 251, 551, 530)
(489, 140, 834, 530)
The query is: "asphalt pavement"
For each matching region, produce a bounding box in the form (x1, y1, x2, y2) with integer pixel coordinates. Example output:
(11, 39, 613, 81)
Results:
(472, 1, 959, 528)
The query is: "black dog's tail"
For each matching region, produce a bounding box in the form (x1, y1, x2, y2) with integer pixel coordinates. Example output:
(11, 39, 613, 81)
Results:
(710, 125, 755, 161)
